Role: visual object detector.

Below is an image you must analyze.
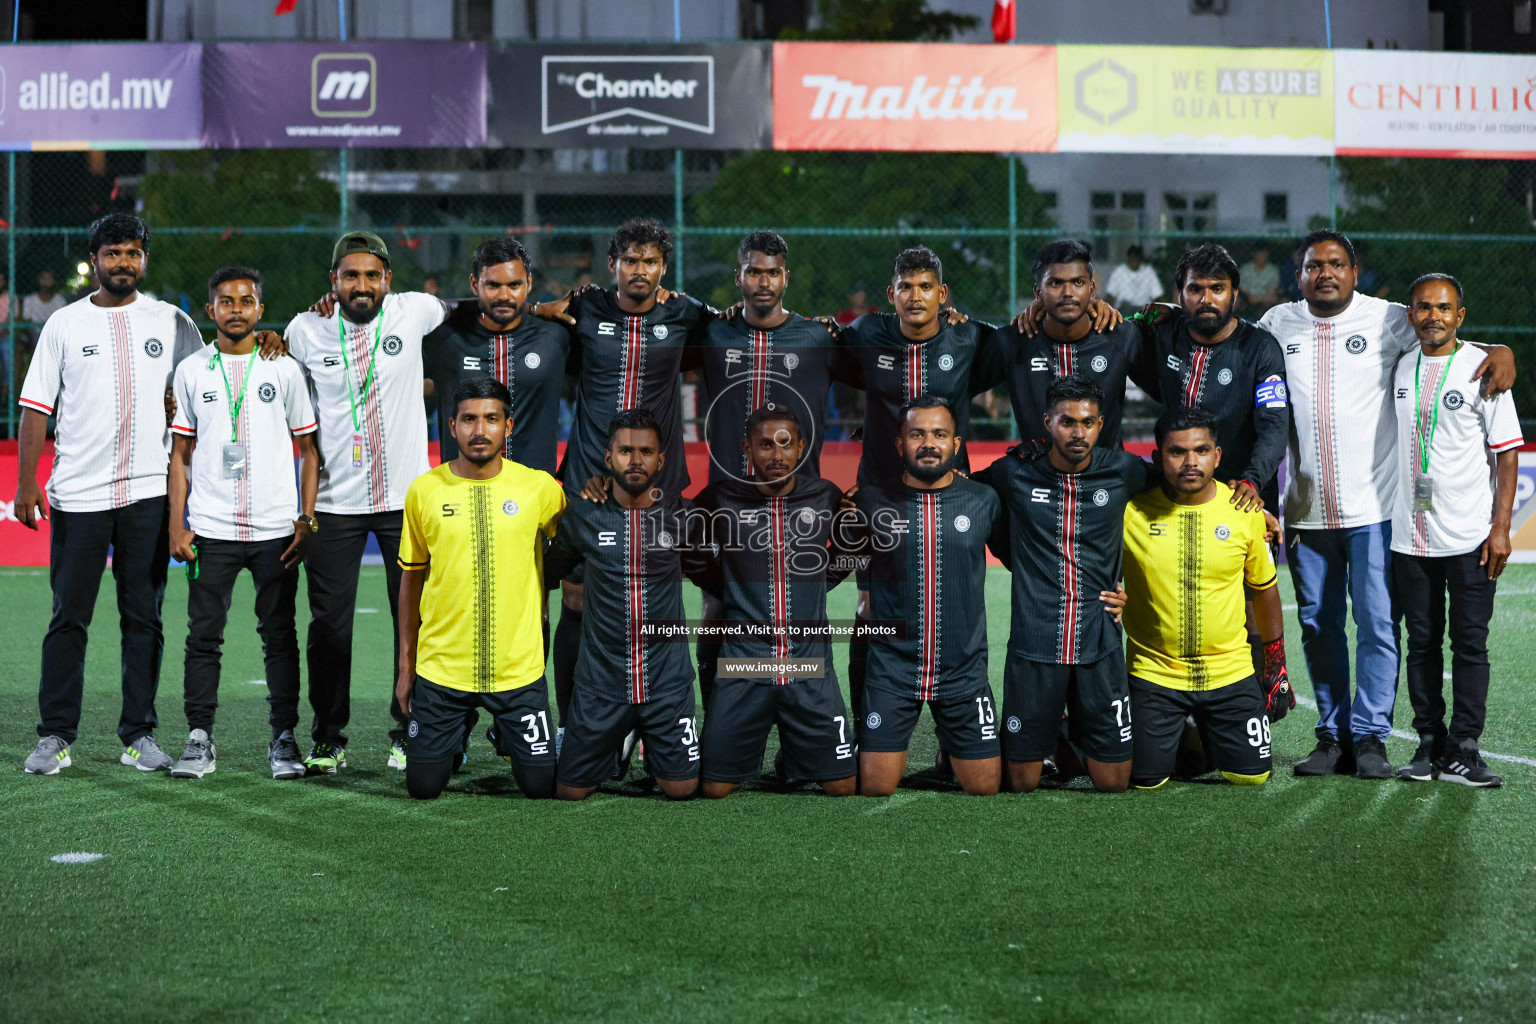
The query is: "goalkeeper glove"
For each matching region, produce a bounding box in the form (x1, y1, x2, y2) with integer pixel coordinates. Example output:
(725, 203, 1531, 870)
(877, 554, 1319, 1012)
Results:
(1260, 637, 1295, 722)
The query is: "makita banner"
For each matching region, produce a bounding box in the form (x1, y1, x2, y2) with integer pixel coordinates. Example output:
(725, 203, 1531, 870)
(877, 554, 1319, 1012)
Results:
(201, 42, 486, 148)
(772, 42, 1058, 152)
(489, 43, 770, 149)
(0, 43, 201, 150)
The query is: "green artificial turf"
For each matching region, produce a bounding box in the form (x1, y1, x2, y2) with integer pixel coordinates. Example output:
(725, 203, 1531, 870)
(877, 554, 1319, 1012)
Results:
(2, 565, 1534, 1023)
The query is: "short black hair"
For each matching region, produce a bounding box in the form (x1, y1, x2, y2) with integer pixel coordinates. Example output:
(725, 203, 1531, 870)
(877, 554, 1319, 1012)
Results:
(607, 408, 662, 445)
(1126, 245, 1145, 260)
(207, 265, 263, 301)
(1154, 405, 1219, 448)
(892, 246, 943, 283)
(472, 236, 534, 278)
(1174, 243, 1241, 293)
(608, 217, 674, 264)
(89, 213, 149, 255)
(1045, 373, 1103, 414)
(1297, 229, 1358, 267)
(1410, 272, 1465, 308)
(451, 376, 512, 419)
(897, 393, 956, 430)
(1033, 238, 1093, 286)
(745, 403, 804, 441)
(737, 230, 788, 267)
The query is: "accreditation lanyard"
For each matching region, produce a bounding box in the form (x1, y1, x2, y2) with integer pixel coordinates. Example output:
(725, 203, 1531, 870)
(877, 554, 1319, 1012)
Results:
(1412, 343, 1461, 477)
(339, 313, 384, 432)
(212, 351, 253, 443)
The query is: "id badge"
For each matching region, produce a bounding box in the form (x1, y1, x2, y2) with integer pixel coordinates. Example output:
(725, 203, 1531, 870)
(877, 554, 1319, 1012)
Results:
(351, 433, 364, 468)
(221, 443, 248, 480)
(1413, 475, 1434, 512)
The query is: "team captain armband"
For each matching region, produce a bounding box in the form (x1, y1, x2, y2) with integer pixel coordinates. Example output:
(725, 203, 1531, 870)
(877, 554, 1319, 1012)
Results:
(1255, 375, 1288, 409)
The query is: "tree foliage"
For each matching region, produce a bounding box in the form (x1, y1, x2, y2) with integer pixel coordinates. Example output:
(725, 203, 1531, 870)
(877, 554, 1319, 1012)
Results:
(781, 0, 979, 42)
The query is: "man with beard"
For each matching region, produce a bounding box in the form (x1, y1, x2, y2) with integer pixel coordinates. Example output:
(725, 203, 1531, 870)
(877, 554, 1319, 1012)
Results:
(693, 406, 857, 799)
(284, 231, 450, 773)
(395, 377, 565, 800)
(424, 237, 571, 475)
(1258, 230, 1516, 779)
(19, 214, 204, 776)
(166, 267, 321, 780)
(850, 396, 1002, 797)
(981, 375, 1149, 794)
(544, 410, 711, 800)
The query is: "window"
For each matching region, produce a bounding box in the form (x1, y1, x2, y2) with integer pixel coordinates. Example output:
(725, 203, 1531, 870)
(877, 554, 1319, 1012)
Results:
(1119, 192, 1146, 210)
(1091, 191, 1117, 210)
(1264, 192, 1289, 223)
(1163, 192, 1217, 233)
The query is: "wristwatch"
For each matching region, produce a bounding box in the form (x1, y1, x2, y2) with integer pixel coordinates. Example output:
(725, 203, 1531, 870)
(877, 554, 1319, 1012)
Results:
(296, 514, 319, 534)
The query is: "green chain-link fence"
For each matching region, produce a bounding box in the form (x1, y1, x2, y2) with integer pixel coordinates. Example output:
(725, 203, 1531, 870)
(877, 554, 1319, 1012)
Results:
(5, 147, 1535, 441)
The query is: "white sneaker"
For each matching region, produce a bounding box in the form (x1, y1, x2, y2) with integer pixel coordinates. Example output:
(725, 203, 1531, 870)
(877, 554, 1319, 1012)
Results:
(387, 743, 407, 770)
(121, 734, 173, 772)
(24, 735, 71, 775)
(170, 730, 217, 779)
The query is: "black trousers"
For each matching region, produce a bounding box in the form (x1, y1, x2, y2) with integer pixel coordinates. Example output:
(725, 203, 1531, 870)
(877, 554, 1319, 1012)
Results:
(1393, 550, 1496, 747)
(38, 497, 169, 745)
(303, 510, 405, 746)
(184, 536, 300, 737)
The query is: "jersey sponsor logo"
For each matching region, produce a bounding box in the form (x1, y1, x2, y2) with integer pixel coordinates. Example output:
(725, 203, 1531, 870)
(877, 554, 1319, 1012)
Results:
(462, 356, 482, 370)
(324, 355, 341, 367)
(1092, 488, 1109, 506)
(598, 322, 616, 336)
(1030, 487, 1052, 503)
(81, 344, 99, 357)
(937, 353, 955, 371)
(1345, 334, 1367, 354)
(202, 391, 218, 403)
(653, 324, 669, 340)
(1214, 524, 1232, 541)
(144, 338, 163, 357)
(502, 499, 520, 516)
(1443, 390, 1465, 410)
(1166, 354, 1181, 371)
(598, 530, 618, 546)
(1030, 356, 1050, 372)
(1217, 367, 1233, 385)
(1091, 354, 1109, 373)
(524, 352, 541, 369)
(1148, 522, 1164, 535)
(441, 503, 459, 517)
(866, 712, 882, 729)
(1396, 387, 1409, 399)
(953, 514, 971, 533)
(257, 382, 277, 403)
(657, 531, 675, 548)
(783, 352, 800, 370)
(382, 335, 403, 356)
(1006, 715, 1021, 733)
(1285, 342, 1300, 355)
(1257, 376, 1289, 408)
(877, 354, 895, 371)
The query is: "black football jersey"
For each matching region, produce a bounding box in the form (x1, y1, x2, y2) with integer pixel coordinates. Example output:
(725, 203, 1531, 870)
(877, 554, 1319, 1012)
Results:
(983, 322, 1143, 448)
(544, 493, 708, 704)
(691, 475, 851, 683)
(839, 313, 1007, 486)
(1132, 314, 1290, 509)
(423, 311, 572, 474)
(697, 312, 855, 483)
(980, 444, 1151, 665)
(560, 289, 710, 498)
(850, 477, 1001, 701)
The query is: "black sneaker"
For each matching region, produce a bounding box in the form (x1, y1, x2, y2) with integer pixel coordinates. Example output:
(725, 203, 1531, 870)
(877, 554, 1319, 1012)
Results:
(1294, 738, 1344, 777)
(1354, 735, 1394, 780)
(1396, 734, 1441, 782)
(1437, 746, 1503, 788)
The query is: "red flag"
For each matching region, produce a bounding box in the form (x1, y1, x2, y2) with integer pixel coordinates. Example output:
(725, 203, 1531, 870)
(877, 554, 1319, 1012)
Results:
(274, 0, 299, 14)
(991, 0, 1015, 43)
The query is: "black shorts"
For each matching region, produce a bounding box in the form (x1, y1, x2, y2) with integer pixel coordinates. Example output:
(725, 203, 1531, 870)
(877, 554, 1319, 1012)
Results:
(1130, 675, 1272, 784)
(859, 687, 1000, 760)
(702, 677, 856, 783)
(407, 677, 555, 767)
(558, 685, 699, 788)
(1000, 649, 1132, 764)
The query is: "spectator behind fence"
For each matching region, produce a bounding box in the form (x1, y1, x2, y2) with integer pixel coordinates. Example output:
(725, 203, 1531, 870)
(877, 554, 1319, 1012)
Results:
(1239, 244, 1281, 313)
(1104, 246, 1163, 312)
(24, 270, 67, 326)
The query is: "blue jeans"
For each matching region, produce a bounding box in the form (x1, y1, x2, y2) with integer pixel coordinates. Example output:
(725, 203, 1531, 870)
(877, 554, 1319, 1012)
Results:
(1286, 523, 1401, 740)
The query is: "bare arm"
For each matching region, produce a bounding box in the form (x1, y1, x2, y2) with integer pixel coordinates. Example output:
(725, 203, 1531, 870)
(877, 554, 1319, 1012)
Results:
(1467, 342, 1516, 398)
(281, 433, 321, 569)
(168, 434, 196, 564)
(1250, 581, 1284, 644)
(14, 408, 49, 529)
(395, 566, 427, 715)
(1481, 448, 1518, 580)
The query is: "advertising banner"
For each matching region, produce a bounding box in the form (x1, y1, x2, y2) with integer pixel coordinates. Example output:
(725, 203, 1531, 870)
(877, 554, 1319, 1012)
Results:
(1334, 49, 1536, 158)
(0, 43, 201, 150)
(489, 43, 770, 149)
(201, 42, 486, 149)
(1056, 45, 1333, 155)
(772, 42, 1057, 152)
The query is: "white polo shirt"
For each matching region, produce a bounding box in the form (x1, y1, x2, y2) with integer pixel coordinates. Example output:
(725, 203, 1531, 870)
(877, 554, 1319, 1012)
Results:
(1259, 293, 1419, 530)
(1391, 342, 1523, 558)
(18, 292, 203, 512)
(172, 346, 318, 543)
(283, 291, 447, 515)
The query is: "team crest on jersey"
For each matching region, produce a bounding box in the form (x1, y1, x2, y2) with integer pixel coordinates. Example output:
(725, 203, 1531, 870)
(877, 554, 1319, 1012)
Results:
(1345, 334, 1367, 354)
(653, 324, 669, 340)
(783, 352, 799, 371)
(1092, 488, 1109, 506)
(937, 353, 955, 371)
(1217, 368, 1233, 385)
(1443, 390, 1465, 410)
(1214, 524, 1232, 541)
(1006, 716, 1021, 733)
(382, 335, 403, 356)
(257, 382, 277, 403)
(524, 352, 541, 369)
(866, 712, 882, 729)
(407, 721, 419, 738)
(657, 531, 675, 549)
(953, 514, 971, 533)
(799, 508, 816, 524)
(1091, 354, 1108, 373)
(143, 339, 163, 357)
(502, 499, 519, 516)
